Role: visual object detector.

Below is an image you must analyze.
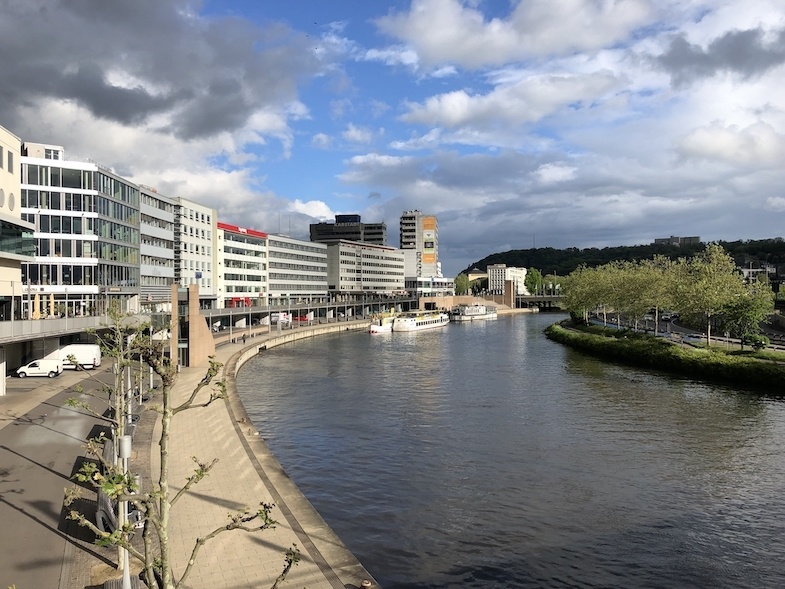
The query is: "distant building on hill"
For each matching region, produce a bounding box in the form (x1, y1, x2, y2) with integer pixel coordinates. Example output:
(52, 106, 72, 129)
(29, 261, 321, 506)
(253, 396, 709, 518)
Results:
(653, 235, 701, 246)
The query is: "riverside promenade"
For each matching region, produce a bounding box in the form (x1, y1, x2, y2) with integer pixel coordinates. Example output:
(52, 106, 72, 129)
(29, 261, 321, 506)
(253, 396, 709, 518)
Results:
(0, 318, 379, 589)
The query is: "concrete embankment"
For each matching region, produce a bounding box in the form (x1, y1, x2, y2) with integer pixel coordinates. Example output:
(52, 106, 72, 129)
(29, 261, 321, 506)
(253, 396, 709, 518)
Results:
(160, 320, 379, 589)
(218, 321, 375, 588)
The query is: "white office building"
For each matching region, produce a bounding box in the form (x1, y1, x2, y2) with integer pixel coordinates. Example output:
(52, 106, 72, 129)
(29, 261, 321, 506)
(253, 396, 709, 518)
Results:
(325, 240, 405, 295)
(175, 198, 217, 308)
(487, 264, 528, 295)
(216, 222, 267, 309)
(267, 234, 327, 304)
(20, 142, 141, 316)
(140, 185, 176, 309)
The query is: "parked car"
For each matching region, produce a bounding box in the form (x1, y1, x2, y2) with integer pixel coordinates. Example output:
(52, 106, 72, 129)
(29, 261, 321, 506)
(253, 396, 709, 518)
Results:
(17, 358, 63, 378)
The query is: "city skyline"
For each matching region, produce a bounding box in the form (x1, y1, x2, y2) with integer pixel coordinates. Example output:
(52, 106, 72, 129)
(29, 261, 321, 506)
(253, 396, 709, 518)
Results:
(2, 1, 784, 276)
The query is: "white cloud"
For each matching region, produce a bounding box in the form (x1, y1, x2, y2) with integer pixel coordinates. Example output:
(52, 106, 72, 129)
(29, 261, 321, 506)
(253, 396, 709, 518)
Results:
(288, 199, 335, 220)
(401, 71, 620, 129)
(363, 46, 420, 69)
(342, 123, 374, 144)
(312, 133, 332, 148)
(375, 0, 653, 69)
(676, 121, 785, 168)
(534, 163, 577, 184)
(764, 197, 785, 212)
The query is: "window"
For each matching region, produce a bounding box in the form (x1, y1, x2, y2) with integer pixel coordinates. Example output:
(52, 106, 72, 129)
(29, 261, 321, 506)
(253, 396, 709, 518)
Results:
(0, 146, 3, 168)
(7, 151, 13, 174)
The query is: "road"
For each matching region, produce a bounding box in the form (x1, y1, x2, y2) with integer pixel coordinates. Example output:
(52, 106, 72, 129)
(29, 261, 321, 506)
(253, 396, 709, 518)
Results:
(0, 367, 116, 589)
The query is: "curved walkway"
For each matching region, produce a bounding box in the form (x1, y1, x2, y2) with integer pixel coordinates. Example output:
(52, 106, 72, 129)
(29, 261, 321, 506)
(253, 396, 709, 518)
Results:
(156, 320, 378, 589)
(0, 319, 379, 589)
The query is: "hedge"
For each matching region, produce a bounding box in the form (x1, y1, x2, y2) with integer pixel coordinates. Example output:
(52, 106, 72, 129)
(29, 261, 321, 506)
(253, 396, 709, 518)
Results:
(544, 321, 785, 392)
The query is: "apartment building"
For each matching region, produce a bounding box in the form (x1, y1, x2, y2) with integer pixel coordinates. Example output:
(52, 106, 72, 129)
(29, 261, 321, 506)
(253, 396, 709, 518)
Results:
(0, 125, 35, 321)
(175, 198, 217, 308)
(325, 240, 405, 295)
(267, 234, 327, 304)
(216, 222, 267, 308)
(20, 142, 141, 316)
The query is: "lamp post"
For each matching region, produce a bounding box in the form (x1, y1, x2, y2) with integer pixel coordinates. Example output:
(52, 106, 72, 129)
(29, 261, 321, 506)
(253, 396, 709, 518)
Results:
(118, 434, 133, 588)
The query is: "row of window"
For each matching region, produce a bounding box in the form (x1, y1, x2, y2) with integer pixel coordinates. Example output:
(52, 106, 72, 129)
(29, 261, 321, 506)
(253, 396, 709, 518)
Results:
(268, 273, 328, 283)
(269, 240, 326, 255)
(224, 233, 266, 246)
(269, 262, 326, 273)
(23, 264, 95, 286)
(224, 274, 264, 282)
(141, 213, 174, 231)
(225, 259, 264, 270)
(141, 193, 175, 213)
(141, 255, 174, 267)
(224, 245, 264, 257)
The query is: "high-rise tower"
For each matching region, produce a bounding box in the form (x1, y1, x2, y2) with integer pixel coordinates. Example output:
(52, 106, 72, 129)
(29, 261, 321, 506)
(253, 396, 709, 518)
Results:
(399, 209, 440, 277)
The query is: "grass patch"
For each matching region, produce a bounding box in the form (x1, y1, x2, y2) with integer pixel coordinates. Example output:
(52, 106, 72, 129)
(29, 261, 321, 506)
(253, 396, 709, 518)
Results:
(545, 320, 785, 391)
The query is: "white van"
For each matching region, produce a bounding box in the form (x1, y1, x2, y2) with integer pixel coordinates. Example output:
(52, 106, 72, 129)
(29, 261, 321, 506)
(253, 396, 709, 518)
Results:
(55, 343, 102, 370)
(17, 359, 63, 378)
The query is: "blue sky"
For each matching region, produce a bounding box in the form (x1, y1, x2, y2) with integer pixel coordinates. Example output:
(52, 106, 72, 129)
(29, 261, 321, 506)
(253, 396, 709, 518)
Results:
(2, 0, 785, 276)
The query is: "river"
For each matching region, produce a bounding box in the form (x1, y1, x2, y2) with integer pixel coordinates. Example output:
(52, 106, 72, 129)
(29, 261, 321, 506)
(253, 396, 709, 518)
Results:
(236, 312, 785, 589)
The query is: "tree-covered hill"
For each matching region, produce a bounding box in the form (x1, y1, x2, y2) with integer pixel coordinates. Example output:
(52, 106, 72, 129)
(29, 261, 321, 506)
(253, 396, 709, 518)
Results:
(460, 237, 785, 277)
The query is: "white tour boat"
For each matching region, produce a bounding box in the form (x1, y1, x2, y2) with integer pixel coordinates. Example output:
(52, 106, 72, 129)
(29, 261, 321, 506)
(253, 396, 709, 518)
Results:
(392, 310, 450, 332)
(449, 303, 498, 322)
(368, 312, 397, 334)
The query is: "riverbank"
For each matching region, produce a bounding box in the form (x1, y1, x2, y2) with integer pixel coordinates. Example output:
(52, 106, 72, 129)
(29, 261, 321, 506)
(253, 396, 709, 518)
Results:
(60, 320, 380, 589)
(545, 320, 785, 392)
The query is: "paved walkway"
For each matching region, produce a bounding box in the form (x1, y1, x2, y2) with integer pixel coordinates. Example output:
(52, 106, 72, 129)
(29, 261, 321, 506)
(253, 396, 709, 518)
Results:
(160, 322, 377, 589)
(0, 320, 378, 589)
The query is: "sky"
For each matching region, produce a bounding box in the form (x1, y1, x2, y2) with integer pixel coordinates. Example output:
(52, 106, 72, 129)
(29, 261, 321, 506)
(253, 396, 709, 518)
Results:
(1, 0, 784, 277)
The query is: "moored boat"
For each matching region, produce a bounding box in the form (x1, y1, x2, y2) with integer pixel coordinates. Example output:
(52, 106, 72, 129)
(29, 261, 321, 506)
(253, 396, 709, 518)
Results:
(368, 312, 396, 334)
(449, 303, 498, 322)
(392, 310, 450, 332)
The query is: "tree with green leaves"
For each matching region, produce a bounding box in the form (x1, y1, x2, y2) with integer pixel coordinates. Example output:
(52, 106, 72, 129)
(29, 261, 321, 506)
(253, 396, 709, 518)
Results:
(65, 306, 299, 589)
(718, 280, 774, 347)
(524, 268, 543, 295)
(454, 273, 470, 295)
(673, 243, 747, 345)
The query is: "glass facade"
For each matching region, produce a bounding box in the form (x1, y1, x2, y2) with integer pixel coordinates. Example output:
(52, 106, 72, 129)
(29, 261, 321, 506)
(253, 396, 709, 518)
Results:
(20, 157, 141, 312)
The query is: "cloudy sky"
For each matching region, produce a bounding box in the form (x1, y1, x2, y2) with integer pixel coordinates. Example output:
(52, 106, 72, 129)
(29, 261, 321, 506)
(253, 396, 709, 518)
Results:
(2, 0, 784, 276)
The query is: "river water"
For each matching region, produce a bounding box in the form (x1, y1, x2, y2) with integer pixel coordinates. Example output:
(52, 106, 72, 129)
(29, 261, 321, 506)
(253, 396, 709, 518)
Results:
(236, 313, 785, 589)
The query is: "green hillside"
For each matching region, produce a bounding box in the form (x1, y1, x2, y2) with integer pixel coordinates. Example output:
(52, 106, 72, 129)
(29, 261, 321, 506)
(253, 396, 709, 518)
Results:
(460, 238, 785, 278)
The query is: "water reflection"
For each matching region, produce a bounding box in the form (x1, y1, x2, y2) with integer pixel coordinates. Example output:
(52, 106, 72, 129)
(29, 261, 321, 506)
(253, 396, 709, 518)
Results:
(237, 313, 785, 589)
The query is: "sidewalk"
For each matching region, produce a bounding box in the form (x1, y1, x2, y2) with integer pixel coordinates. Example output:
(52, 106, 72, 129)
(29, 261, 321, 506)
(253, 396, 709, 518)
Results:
(158, 322, 371, 589)
(0, 321, 377, 589)
(142, 321, 377, 589)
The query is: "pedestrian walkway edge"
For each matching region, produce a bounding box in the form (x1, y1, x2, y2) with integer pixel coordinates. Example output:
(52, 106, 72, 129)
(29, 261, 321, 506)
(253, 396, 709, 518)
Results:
(222, 324, 380, 589)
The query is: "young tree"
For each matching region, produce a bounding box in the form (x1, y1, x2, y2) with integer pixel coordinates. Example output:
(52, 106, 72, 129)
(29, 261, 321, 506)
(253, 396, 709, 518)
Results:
(674, 244, 746, 344)
(65, 308, 299, 589)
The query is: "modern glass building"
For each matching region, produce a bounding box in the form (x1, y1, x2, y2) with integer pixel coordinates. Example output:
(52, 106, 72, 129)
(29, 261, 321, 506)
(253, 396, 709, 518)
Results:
(20, 143, 140, 316)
